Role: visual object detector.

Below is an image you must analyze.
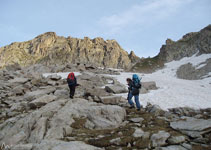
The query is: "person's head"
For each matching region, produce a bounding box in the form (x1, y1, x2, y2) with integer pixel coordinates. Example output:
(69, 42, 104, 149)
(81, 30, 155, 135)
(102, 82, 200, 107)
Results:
(126, 78, 132, 84)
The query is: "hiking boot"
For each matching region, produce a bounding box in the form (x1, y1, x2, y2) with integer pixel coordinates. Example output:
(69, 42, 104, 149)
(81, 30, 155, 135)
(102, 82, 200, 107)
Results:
(70, 95, 73, 99)
(129, 105, 135, 109)
(137, 108, 140, 111)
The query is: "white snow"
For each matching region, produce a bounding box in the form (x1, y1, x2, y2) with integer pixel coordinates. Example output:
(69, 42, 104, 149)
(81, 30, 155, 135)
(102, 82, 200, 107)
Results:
(43, 72, 81, 79)
(109, 54, 211, 110)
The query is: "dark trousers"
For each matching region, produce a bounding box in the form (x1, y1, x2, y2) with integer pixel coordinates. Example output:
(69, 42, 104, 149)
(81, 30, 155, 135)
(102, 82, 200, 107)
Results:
(68, 85, 75, 97)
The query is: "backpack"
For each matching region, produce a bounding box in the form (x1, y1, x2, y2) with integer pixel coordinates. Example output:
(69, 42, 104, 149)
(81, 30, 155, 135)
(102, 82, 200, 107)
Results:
(132, 74, 142, 89)
(67, 72, 76, 86)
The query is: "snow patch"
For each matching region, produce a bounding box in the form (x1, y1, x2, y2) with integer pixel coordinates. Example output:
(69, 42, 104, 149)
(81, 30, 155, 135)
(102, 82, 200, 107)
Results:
(43, 72, 81, 79)
(108, 54, 211, 110)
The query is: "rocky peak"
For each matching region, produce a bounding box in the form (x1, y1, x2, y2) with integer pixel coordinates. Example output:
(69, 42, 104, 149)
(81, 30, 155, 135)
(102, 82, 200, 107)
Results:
(158, 24, 211, 62)
(165, 38, 174, 45)
(0, 32, 140, 69)
(129, 51, 140, 63)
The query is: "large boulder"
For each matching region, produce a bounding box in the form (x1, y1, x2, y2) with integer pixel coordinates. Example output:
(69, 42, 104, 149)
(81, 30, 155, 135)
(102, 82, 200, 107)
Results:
(155, 145, 187, 150)
(105, 84, 127, 94)
(85, 88, 110, 97)
(170, 117, 211, 138)
(150, 131, 170, 147)
(34, 140, 102, 150)
(8, 77, 29, 84)
(54, 89, 69, 98)
(145, 103, 164, 116)
(28, 95, 57, 108)
(142, 81, 158, 90)
(167, 136, 186, 144)
(11, 143, 33, 150)
(99, 96, 125, 105)
(140, 81, 158, 94)
(24, 87, 56, 101)
(176, 58, 211, 80)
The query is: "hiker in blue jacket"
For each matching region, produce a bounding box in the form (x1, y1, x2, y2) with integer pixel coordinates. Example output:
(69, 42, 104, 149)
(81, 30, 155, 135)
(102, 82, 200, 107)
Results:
(126, 74, 142, 110)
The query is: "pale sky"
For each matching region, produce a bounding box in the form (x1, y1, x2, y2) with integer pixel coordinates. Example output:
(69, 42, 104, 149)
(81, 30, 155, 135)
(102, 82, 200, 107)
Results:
(0, 0, 210, 57)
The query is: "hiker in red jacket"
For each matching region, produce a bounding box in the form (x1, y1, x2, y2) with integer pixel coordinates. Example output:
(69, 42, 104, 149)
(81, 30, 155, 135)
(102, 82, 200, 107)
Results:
(67, 72, 77, 99)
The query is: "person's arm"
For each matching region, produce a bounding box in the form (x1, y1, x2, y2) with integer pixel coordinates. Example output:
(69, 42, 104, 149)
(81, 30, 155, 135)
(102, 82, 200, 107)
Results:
(75, 78, 77, 86)
(129, 81, 133, 91)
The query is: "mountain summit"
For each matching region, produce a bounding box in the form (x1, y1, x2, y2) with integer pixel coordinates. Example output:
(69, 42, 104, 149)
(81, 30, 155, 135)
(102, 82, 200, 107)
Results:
(158, 24, 211, 62)
(0, 32, 140, 69)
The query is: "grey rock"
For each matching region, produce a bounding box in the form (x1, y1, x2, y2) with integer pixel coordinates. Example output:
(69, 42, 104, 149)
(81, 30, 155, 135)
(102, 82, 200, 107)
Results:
(13, 85, 25, 95)
(10, 103, 25, 112)
(105, 84, 127, 94)
(85, 88, 110, 97)
(110, 137, 121, 145)
(176, 58, 211, 80)
(193, 137, 209, 144)
(24, 87, 56, 101)
(5, 131, 27, 146)
(146, 103, 164, 116)
(34, 140, 102, 150)
(54, 89, 68, 97)
(133, 128, 149, 139)
(181, 130, 202, 138)
(8, 77, 29, 84)
(11, 143, 33, 150)
(142, 81, 158, 91)
(140, 87, 148, 94)
(64, 126, 73, 136)
(129, 117, 144, 123)
(182, 143, 192, 150)
(28, 95, 57, 108)
(155, 145, 187, 150)
(28, 117, 48, 143)
(52, 141, 103, 150)
(150, 131, 170, 147)
(170, 117, 211, 133)
(84, 103, 126, 129)
(167, 135, 186, 144)
(99, 95, 124, 105)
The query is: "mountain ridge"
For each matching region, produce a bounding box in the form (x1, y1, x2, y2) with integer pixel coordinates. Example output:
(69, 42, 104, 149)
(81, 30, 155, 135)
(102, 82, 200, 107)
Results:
(0, 32, 140, 69)
(131, 24, 211, 73)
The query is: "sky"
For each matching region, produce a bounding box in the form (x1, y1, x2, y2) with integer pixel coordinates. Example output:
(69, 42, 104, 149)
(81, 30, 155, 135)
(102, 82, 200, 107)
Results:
(0, 0, 211, 57)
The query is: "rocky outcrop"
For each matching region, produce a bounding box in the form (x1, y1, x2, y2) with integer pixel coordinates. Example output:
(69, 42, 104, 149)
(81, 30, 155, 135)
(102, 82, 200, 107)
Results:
(159, 24, 211, 62)
(176, 58, 211, 80)
(0, 32, 140, 69)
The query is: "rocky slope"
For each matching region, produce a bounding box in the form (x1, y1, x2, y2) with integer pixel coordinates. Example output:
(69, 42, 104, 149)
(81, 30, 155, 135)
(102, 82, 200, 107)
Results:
(0, 32, 140, 69)
(0, 66, 210, 150)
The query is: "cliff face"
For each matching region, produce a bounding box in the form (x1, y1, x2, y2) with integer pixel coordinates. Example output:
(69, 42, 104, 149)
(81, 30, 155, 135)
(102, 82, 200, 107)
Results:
(0, 32, 140, 69)
(158, 25, 211, 62)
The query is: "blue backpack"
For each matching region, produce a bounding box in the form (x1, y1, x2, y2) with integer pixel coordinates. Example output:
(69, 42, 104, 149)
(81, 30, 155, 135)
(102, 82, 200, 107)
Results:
(132, 74, 142, 89)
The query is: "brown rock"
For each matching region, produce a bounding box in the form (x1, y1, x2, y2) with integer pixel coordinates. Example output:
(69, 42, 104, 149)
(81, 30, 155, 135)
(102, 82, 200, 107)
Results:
(0, 32, 140, 69)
